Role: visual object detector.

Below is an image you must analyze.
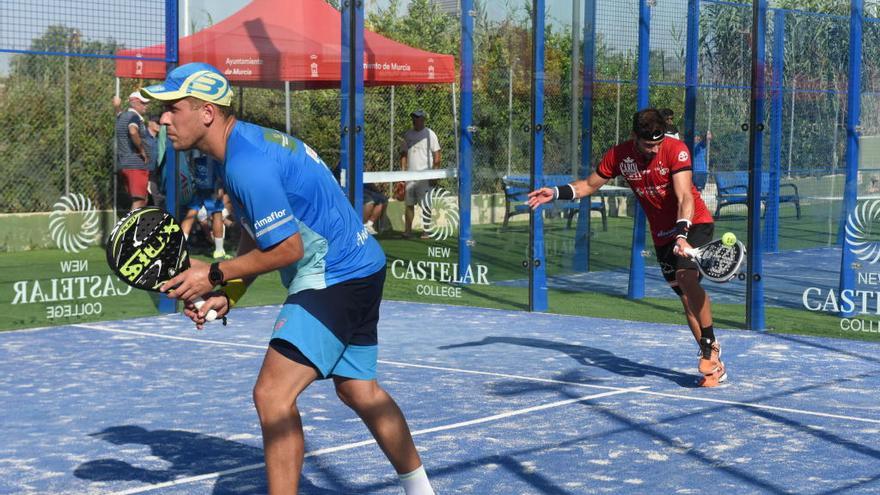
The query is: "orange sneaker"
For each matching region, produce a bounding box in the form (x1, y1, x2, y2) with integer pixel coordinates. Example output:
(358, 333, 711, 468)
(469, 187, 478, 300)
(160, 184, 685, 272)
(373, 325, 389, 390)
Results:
(697, 361, 728, 387)
(697, 339, 726, 387)
(698, 339, 721, 374)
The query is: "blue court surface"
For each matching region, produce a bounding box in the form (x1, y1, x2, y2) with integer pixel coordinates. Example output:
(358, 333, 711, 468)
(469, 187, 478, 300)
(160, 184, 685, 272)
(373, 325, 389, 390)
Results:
(2, 300, 880, 494)
(501, 246, 848, 309)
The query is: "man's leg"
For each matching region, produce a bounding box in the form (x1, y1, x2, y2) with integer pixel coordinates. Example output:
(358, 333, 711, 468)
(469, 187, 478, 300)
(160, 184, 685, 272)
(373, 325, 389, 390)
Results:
(363, 202, 375, 224)
(253, 346, 318, 495)
(127, 170, 150, 210)
(404, 205, 415, 236)
(677, 269, 725, 386)
(371, 203, 386, 224)
(179, 209, 199, 241)
(334, 377, 434, 494)
(363, 202, 378, 235)
(211, 211, 228, 258)
(675, 270, 711, 344)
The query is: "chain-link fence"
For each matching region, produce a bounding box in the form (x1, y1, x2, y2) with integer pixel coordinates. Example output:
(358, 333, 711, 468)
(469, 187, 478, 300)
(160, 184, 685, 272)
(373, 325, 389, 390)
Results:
(0, 0, 167, 214)
(4, 0, 880, 333)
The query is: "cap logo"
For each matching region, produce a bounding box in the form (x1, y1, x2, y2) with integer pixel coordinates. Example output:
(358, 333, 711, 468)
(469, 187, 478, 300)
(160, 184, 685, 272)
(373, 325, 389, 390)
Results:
(186, 71, 229, 100)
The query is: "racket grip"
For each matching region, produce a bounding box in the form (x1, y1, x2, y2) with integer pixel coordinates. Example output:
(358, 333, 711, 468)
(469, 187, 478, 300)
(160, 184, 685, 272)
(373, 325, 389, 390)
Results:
(193, 298, 218, 322)
(683, 247, 698, 259)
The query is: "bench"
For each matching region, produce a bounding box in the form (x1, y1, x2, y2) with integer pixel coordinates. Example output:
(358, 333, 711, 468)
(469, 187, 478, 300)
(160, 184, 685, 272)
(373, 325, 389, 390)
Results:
(713, 171, 800, 218)
(502, 174, 607, 231)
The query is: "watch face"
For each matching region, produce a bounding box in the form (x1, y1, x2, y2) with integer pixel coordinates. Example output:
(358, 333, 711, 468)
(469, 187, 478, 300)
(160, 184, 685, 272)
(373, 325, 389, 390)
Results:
(210, 264, 223, 284)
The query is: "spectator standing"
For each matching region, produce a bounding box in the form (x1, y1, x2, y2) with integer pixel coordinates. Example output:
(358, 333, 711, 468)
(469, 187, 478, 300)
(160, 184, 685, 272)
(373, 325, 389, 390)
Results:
(143, 115, 166, 208)
(399, 109, 441, 239)
(692, 131, 712, 190)
(659, 107, 681, 140)
(180, 150, 229, 259)
(113, 91, 151, 210)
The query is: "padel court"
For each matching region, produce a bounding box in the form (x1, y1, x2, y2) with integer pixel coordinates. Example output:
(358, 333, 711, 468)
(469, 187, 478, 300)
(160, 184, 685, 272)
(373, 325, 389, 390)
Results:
(499, 246, 851, 310)
(2, 300, 879, 494)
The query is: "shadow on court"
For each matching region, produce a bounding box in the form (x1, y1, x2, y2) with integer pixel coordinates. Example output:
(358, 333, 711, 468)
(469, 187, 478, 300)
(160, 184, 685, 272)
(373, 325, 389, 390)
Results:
(439, 336, 695, 387)
(73, 425, 347, 494)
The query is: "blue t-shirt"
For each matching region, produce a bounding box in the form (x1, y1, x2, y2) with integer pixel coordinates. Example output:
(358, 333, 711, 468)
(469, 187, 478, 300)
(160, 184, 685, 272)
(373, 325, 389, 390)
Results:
(693, 140, 708, 173)
(223, 121, 386, 294)
(144, 131, 158, 172)
(190, 151, 223, 192)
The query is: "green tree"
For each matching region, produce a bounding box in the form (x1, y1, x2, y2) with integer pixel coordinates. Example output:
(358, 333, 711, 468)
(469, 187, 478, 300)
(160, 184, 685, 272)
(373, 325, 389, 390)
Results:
(0, 26, 121, 212)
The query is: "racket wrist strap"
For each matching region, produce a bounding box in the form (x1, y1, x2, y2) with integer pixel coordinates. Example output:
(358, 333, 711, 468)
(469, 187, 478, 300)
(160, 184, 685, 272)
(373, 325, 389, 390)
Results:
(675, 218, 692, 239)
(221, 279, 247, 308)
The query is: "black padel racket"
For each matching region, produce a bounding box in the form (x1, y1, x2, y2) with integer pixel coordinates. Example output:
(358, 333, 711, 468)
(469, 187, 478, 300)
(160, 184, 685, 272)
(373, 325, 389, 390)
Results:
(684, 239, 746, 283)
(106, 206, 217, 320)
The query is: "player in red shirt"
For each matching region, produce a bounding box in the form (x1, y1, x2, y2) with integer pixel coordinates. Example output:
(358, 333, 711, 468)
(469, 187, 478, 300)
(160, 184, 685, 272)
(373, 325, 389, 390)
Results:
(528, 108, 726, 387)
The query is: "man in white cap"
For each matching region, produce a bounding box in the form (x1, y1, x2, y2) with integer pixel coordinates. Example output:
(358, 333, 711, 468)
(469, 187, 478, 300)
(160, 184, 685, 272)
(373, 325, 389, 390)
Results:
(148, 62, 435, 495)
(112, 91, 151, 210)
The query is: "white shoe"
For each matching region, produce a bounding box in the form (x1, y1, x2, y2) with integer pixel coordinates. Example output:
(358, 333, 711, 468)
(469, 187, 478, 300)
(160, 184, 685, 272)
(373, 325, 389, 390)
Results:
(364, 223, 378, 235)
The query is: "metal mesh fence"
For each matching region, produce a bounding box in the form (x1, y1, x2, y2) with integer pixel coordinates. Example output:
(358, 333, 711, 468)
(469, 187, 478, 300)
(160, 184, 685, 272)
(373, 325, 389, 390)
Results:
(0, 52, 152, 214)
(2, 0, 880, 332)
(0, 0, 166, 59)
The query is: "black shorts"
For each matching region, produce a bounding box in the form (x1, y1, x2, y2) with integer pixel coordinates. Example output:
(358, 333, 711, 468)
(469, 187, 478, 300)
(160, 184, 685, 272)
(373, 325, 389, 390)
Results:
(655, 223, 714, 283)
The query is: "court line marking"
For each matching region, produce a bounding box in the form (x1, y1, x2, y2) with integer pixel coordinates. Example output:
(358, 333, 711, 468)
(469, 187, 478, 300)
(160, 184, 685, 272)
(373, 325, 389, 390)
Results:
(73, 324, 637, 392)
(76, 323, 880, 426)
(105, 387, 644, 495)
(382, 360, 880, 425)
(76, 324, 880, 423)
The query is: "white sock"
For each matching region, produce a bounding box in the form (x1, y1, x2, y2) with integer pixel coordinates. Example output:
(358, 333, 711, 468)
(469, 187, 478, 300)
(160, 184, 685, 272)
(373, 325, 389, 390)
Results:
(399, 465, 434, 495)
(214, 237, 224, 252)
(366, 219, 374, 227)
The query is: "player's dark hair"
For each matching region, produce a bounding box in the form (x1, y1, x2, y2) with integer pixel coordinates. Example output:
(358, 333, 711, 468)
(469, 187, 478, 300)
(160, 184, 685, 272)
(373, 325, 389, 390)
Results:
(215, 103, 235, 118)
(659, 108, 675, 120)
(632, 109, 666, 141)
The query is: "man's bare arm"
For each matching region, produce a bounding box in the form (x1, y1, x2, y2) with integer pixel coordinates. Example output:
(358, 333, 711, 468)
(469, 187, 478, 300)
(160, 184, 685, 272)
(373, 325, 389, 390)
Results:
(128, 125, 147, 161)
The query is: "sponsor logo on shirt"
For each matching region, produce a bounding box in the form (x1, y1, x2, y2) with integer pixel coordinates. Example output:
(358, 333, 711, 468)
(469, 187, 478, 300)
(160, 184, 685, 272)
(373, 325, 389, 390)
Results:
(620, 157, 642, 179)
(356, 227, 370, 247)
(678, 150, 689, 162)
(304, 144, 320, 162)
(254, 209, 288, 231)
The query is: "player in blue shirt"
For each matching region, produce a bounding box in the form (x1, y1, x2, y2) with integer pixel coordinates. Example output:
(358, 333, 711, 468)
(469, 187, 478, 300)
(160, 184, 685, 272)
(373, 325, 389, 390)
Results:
(149, 63, 435, 495)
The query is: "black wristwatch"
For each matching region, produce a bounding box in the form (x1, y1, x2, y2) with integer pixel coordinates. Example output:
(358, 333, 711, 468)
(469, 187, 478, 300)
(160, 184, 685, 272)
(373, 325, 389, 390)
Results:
(208, 262, 226, 286)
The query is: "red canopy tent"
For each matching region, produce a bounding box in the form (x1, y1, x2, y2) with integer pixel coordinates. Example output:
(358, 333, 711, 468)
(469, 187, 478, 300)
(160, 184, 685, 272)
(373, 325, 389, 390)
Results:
(115, 0, 456, 88)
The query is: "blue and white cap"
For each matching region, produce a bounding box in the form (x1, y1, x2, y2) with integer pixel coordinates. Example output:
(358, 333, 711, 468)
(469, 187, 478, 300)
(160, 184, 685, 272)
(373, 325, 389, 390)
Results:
(140, 62, 233, 106)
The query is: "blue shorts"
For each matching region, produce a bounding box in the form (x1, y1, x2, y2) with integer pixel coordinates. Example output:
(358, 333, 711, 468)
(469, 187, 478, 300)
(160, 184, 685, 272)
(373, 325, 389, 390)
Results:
(186, 191, 224, 214)
(363, 187, 388, 205)
(269, 269, 385, 380)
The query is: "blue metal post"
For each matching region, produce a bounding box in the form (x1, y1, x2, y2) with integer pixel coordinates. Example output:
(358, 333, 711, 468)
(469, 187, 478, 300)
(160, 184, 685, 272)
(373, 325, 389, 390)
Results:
(746, 0, 767, 330)
(765, 9, 785, 253)
(158, 0, 179, 315)
(574, 0, 597, 271)
(627, 0, 650, 300)
(530, 0, 548, 311)
(683, 0, 699, 149)
(165, 0, 178, 65)
(458, 0, 474, 280)
(839, 0, 863, 317)
(341, 1, 364, 209)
